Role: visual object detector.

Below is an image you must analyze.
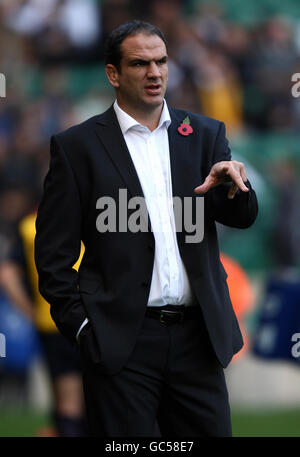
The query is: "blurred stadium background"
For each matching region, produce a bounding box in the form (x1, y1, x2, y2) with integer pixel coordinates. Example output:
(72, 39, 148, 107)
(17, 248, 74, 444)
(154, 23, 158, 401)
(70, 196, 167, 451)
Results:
(0, 0, 300, 437)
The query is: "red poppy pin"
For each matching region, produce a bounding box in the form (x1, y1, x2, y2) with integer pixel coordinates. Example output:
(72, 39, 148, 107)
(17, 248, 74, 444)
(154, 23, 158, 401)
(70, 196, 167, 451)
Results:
(178, 116, 193, 136)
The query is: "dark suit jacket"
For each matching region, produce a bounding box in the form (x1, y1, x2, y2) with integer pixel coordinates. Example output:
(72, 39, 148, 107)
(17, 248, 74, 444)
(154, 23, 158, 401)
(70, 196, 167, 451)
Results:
(34, 105, 258, 375)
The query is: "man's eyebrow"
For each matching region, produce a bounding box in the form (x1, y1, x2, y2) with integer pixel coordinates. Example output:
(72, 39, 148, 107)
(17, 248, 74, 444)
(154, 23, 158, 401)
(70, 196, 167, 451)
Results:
(128, 56, 168, 65)
(129, 58, 148, 64)
(157, 56, 168, 62)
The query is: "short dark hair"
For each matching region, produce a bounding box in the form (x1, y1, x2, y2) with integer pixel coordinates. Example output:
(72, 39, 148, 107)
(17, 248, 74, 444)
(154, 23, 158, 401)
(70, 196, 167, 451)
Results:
(104, 20, 168, 72)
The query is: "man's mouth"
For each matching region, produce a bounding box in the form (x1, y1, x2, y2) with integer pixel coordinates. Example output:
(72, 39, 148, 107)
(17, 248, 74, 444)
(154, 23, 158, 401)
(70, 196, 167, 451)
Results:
(144, 84, 161, 96)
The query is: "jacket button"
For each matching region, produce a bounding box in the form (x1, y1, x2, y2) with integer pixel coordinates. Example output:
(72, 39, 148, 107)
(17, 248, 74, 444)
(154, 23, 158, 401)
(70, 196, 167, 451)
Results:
(148, 244, 154, 252)
(141, 281, 148, 287)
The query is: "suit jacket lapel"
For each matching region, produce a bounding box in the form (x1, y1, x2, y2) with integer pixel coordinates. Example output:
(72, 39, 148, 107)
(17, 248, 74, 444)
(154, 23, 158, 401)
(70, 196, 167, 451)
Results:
(168, 107, 199, 198)
(94, 105, 145, 200)
(168, 108, 206, 251)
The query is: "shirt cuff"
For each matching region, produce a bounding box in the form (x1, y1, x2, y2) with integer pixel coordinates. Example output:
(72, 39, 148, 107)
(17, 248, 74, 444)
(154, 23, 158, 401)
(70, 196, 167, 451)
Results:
(76, 318, 89, 342)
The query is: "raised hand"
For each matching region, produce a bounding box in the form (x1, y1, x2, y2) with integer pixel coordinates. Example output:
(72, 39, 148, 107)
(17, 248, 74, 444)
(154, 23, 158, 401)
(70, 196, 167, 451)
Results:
(194, 160, 249, 199)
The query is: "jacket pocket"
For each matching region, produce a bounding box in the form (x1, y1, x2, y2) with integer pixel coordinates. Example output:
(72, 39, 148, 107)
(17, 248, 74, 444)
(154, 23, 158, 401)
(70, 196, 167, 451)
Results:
(79, 322, 102, 364)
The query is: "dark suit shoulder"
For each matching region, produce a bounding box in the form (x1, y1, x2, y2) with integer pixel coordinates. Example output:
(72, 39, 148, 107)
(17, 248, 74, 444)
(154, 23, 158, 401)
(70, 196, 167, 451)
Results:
(54, 113, 102, 143)
(50, 106, 116, 163)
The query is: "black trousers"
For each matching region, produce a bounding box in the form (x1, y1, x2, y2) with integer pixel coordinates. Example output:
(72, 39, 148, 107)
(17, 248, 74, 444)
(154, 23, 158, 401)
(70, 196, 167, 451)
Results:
(80, 308, 232, 437)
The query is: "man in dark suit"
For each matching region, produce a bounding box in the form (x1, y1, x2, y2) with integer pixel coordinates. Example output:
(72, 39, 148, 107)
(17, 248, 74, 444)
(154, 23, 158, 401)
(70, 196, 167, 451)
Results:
(35, 20, 258, 437)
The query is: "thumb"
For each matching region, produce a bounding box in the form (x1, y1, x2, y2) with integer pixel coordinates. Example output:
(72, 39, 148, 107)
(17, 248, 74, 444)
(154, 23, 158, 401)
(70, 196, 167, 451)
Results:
(194, 176, 213, 194)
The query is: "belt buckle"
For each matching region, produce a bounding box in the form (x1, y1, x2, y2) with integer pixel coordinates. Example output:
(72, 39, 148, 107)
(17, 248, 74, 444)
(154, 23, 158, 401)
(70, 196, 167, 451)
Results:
(159, 309, 184, 324)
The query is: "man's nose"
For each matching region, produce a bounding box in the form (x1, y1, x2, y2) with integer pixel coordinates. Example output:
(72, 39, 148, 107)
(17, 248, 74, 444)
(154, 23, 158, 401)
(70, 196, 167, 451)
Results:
(147, 62, 161, 79)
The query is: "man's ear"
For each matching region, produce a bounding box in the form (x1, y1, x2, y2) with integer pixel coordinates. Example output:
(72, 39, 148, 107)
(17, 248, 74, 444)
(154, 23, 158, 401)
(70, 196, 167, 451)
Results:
(105, 64, 120, 88)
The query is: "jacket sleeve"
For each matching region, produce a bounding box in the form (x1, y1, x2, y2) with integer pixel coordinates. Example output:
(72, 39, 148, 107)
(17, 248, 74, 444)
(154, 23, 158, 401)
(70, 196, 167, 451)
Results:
(207, 122, 258, 228)
(34, 135, 86, 343)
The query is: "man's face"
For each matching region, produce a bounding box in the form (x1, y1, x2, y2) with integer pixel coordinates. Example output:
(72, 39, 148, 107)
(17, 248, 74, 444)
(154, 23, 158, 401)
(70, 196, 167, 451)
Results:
(107, 33, 168, 114)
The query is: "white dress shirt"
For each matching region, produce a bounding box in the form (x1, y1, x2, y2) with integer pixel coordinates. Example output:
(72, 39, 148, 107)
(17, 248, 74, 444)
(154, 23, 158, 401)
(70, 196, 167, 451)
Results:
(76, 100, 194, 340)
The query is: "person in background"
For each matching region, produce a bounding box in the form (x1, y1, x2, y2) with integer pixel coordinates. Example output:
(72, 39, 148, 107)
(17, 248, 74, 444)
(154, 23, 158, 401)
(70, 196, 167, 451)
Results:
(0, 210, 87, 437)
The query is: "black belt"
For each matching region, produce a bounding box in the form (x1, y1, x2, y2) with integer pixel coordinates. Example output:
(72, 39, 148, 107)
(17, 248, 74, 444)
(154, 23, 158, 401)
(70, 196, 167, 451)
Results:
(145, 305, 200, 324)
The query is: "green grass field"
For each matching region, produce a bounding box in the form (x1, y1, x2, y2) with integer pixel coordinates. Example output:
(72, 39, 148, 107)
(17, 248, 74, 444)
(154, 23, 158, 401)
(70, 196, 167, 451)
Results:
(0, 409, 299, 437)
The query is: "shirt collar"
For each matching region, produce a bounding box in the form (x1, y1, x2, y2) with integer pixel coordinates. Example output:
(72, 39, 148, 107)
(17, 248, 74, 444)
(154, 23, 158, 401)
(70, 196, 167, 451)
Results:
(113, 99, 171, 135)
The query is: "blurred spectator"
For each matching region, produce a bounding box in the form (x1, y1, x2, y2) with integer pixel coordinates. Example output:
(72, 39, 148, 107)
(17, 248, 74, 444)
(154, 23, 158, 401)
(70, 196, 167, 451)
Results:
(244, 16, 298, 131)
(102, 0, 133, 36)
(194, 46, 244, 135)
(190, 1, 227, 45)
(2, 0, 103, 64)
(270, 158, 300, 271)
(0, 211, 88, 436)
